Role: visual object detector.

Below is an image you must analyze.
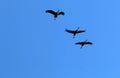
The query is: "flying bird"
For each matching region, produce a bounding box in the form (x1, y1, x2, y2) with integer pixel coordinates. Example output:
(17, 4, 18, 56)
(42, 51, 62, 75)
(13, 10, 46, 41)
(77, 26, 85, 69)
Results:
(75, 40, 93, 48)
(65, 27, 85, 38)
(45, 10, 64, 20)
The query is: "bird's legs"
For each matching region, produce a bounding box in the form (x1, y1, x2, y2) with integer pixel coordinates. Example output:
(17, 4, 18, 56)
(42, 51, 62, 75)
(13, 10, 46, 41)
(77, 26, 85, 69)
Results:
(80, 44, 84, 49)
(54, 18, 56, 20)
(73, 34, 76, 38)
(73, 36, 75, 38)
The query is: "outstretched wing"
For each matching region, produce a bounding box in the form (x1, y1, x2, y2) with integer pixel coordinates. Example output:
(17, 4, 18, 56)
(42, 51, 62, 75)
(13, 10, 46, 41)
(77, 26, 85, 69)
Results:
(75, 42, 84, 48)
(58, 11, 65, 15)
(77, 30, 85, 33)
(75, 42, 83, 45)
(46, 10, 56, 15)
(86, 42, 93, 45)
(65, 29, 75, 34)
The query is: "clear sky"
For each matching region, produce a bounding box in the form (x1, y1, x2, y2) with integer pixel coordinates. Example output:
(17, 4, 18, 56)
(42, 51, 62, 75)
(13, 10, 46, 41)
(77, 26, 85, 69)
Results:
(0, 0, 120, 78)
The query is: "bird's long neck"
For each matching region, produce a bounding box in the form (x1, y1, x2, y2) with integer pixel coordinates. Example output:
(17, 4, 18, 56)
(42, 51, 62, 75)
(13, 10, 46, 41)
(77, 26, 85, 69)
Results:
(84, 40, 88, 44)
(76, 27, 79, 31)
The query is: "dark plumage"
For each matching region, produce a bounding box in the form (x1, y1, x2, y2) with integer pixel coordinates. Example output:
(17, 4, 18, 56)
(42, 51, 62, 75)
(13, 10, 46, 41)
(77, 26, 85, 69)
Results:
(45, 10, 64, 19)
(75, 40, 93, 48)
(65, 27, 85, 38)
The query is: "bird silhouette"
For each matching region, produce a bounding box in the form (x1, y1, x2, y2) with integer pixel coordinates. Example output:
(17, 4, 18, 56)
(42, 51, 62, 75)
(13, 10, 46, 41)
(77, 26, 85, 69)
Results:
(75, 40, 93, 48)
(65, 27, 85, 38)
(45, 10, 64, 20)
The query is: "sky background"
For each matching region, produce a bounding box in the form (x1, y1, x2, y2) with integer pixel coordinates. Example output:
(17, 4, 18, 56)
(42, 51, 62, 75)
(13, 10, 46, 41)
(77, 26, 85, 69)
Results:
(0, 0, 120, 78)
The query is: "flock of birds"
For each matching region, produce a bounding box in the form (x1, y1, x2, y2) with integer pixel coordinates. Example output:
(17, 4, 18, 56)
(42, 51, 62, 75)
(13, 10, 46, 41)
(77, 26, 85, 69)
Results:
(45, 9, 93, 49)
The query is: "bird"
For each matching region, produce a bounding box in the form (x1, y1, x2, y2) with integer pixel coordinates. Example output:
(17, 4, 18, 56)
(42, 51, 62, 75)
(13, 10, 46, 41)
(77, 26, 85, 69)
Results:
(75, 40, 93, 48)
(45, 9, 64, 20)
(65, 27, 85, 38)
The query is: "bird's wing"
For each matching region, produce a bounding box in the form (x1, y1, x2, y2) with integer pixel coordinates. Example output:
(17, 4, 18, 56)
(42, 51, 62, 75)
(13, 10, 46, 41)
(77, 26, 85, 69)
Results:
(46, 10, 56, 15)
(58, 11, 65, 15)
(65, 29, 75, 34)
(75, 42, 84, 48)
(77, 30, 85, 33)
(75, 42, 83, 45)
(86, 42, 93, 45)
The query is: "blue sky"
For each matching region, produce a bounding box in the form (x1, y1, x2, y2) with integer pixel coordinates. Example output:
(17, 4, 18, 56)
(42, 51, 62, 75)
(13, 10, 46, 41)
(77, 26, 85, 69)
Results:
(0, 0, 120, 78)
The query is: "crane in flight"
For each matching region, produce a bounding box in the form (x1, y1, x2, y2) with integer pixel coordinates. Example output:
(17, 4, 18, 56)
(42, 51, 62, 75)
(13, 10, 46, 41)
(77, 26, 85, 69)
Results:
(65, 27, 85, 38)
(45, 9, 64, 20)
(75, 40, 93, 48)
